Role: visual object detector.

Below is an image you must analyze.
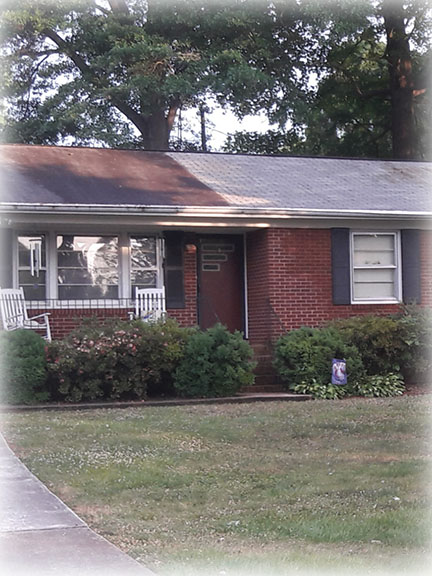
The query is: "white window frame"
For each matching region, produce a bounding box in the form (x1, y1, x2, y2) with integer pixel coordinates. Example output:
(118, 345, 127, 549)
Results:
(350, 231, 402, 304)
(15, 231, 164, 307)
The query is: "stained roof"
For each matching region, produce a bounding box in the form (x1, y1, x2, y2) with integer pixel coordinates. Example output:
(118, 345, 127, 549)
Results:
(0, 144, 431, 217)
(0, 145, 227, 207)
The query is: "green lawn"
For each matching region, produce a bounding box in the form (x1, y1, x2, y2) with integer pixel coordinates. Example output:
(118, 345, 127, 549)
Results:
(1, 396, 431, 575)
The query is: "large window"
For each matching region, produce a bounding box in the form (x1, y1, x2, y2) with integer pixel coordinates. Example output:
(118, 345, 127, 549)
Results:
(17, 234, 46, 300)
(351, 232, 401, 303)
(16, 232, 164, 302)
(57, 235, 119, 299)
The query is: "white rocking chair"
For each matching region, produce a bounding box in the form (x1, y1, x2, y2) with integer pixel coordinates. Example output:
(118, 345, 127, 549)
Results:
(0, 287, 51, 341)
(134, 287, 166, 322)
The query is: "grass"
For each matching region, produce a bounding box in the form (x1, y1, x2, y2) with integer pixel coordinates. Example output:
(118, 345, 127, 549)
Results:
(1, 396, 431, 576)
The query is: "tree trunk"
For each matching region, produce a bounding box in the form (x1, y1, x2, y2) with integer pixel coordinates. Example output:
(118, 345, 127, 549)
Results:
(382, 0, 416, 159)
(137, 101, 180, 150)
(141, 109, 170, 150)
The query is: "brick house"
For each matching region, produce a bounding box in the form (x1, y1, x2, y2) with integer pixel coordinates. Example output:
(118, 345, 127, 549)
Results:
(1, 144, 431, 384)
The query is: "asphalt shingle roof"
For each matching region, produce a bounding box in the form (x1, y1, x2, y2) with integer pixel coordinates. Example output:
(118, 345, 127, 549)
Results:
(167, 153, 432, 213)
(0, 144, 430, 215)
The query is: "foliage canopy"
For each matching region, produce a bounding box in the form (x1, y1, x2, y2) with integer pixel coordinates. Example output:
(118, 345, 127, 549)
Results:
(1, 0, 430, 157)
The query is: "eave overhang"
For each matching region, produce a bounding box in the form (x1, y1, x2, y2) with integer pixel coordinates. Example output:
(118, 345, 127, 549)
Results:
(1, 202, 431, 222)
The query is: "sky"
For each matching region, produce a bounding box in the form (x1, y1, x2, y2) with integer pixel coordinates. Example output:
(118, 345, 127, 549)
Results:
(177, 104, 272, 151)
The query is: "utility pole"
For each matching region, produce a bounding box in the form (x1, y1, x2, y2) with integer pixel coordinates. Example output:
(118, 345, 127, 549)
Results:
(199, 104, 207, 152)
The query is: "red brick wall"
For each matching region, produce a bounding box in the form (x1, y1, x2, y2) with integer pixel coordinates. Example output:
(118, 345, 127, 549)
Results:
(246, 229, 272, 343)
(168, 246, 198, 326)
(29, 228, 431, 343)
(246, 228, 431, 346)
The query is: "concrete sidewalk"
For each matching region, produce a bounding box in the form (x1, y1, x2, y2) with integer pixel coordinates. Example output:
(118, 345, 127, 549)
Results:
(0, 434, 155, 576)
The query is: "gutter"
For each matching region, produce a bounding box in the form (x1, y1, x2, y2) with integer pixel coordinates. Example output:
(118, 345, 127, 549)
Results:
(0, 203, 431, 221)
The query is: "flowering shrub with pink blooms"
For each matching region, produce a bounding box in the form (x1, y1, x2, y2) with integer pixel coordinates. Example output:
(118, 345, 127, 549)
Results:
(46, 318, 193, 402)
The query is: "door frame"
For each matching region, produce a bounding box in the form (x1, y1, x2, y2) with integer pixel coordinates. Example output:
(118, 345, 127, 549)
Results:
(196, 232, 248, 337)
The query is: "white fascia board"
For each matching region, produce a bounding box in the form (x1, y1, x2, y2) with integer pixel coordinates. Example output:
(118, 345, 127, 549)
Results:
(0, 202, 431, 222)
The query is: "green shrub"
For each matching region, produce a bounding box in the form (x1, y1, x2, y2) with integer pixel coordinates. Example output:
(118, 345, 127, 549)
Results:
(134, 318, 195, 397)
(394, 305, 432, 384)
(274, 326, 365, 391)
(331, 307, 432, 384)
(293, 379, 347, 400)
(330, 315, 403, 375)
(350, 372, 405, 398)
(174, 323, 256, 398)
(46, 318, 192, 402)
(0, 330, 49, 404)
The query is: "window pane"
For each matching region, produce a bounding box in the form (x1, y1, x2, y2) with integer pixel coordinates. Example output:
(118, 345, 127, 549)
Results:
(353, 282, 396, 300)
(354, 250, 395, 267)
(131, 237, 157, 268)
(58, 268, 118, 285)
(353, 235, 394, 251)
(19, 270, 47, 286)
(19, 276, 46, 300)
(57, 235, 118, 300)
(353, 234, 395, 267)
(18, 235, 46, 300)
(131, 270, 157, 288)
(353, 269, 396, 300)
(21, 285, 46, 300)
(18, 236, 46, 268)
(130, 237, 158, 296)
(58, 285, 118, 300)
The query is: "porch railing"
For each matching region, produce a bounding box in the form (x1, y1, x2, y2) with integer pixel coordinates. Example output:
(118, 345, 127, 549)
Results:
(24, 298, 135, 311)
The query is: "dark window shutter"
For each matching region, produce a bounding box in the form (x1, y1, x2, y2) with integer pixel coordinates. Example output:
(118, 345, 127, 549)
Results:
(331, 228, 351, 305)
(164, 231, 185, 308)
(401, 229, 421, 304)
(0, 228, 13, 288)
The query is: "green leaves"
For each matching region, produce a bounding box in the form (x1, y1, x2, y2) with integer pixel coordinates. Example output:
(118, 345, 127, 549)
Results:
(174, 323, 255, 398)
(0, 329, 49, 404)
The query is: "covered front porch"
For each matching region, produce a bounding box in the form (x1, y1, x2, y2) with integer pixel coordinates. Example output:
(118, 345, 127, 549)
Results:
(1, 226, 250, 341)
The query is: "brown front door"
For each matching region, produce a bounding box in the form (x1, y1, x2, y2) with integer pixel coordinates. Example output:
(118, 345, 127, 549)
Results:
(198, 235, 244, 332)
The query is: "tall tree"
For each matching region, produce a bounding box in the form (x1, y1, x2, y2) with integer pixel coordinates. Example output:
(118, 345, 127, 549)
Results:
(381, 0, 429, 158)
(0, 0, 309, 149)
(225, 0, 431, 160)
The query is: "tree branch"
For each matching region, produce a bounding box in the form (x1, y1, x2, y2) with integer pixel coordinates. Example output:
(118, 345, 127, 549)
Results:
(107, 0, 129, 14)
(42, 28, 94, 80)
(93, 2, 110, 16)
(167, 98, 181, 132)
(41, 27, 150, 138)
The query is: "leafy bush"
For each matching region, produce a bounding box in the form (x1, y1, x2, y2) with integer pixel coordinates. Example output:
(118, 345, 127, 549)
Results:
(46, 318, 192, 402)
(174, 323, 255, 398)
(394, 305, 432, 384)
(274, 326, 365, 391)
(293, 379, 347, 400)
(331, 306, 432, 384)
(0, 330, 49, 404)
(351, 373, 405, 398)
(330, 315, 401, 375)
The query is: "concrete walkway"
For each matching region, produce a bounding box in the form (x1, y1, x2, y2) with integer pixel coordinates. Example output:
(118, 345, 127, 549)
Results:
(0, 434, 155, 576)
